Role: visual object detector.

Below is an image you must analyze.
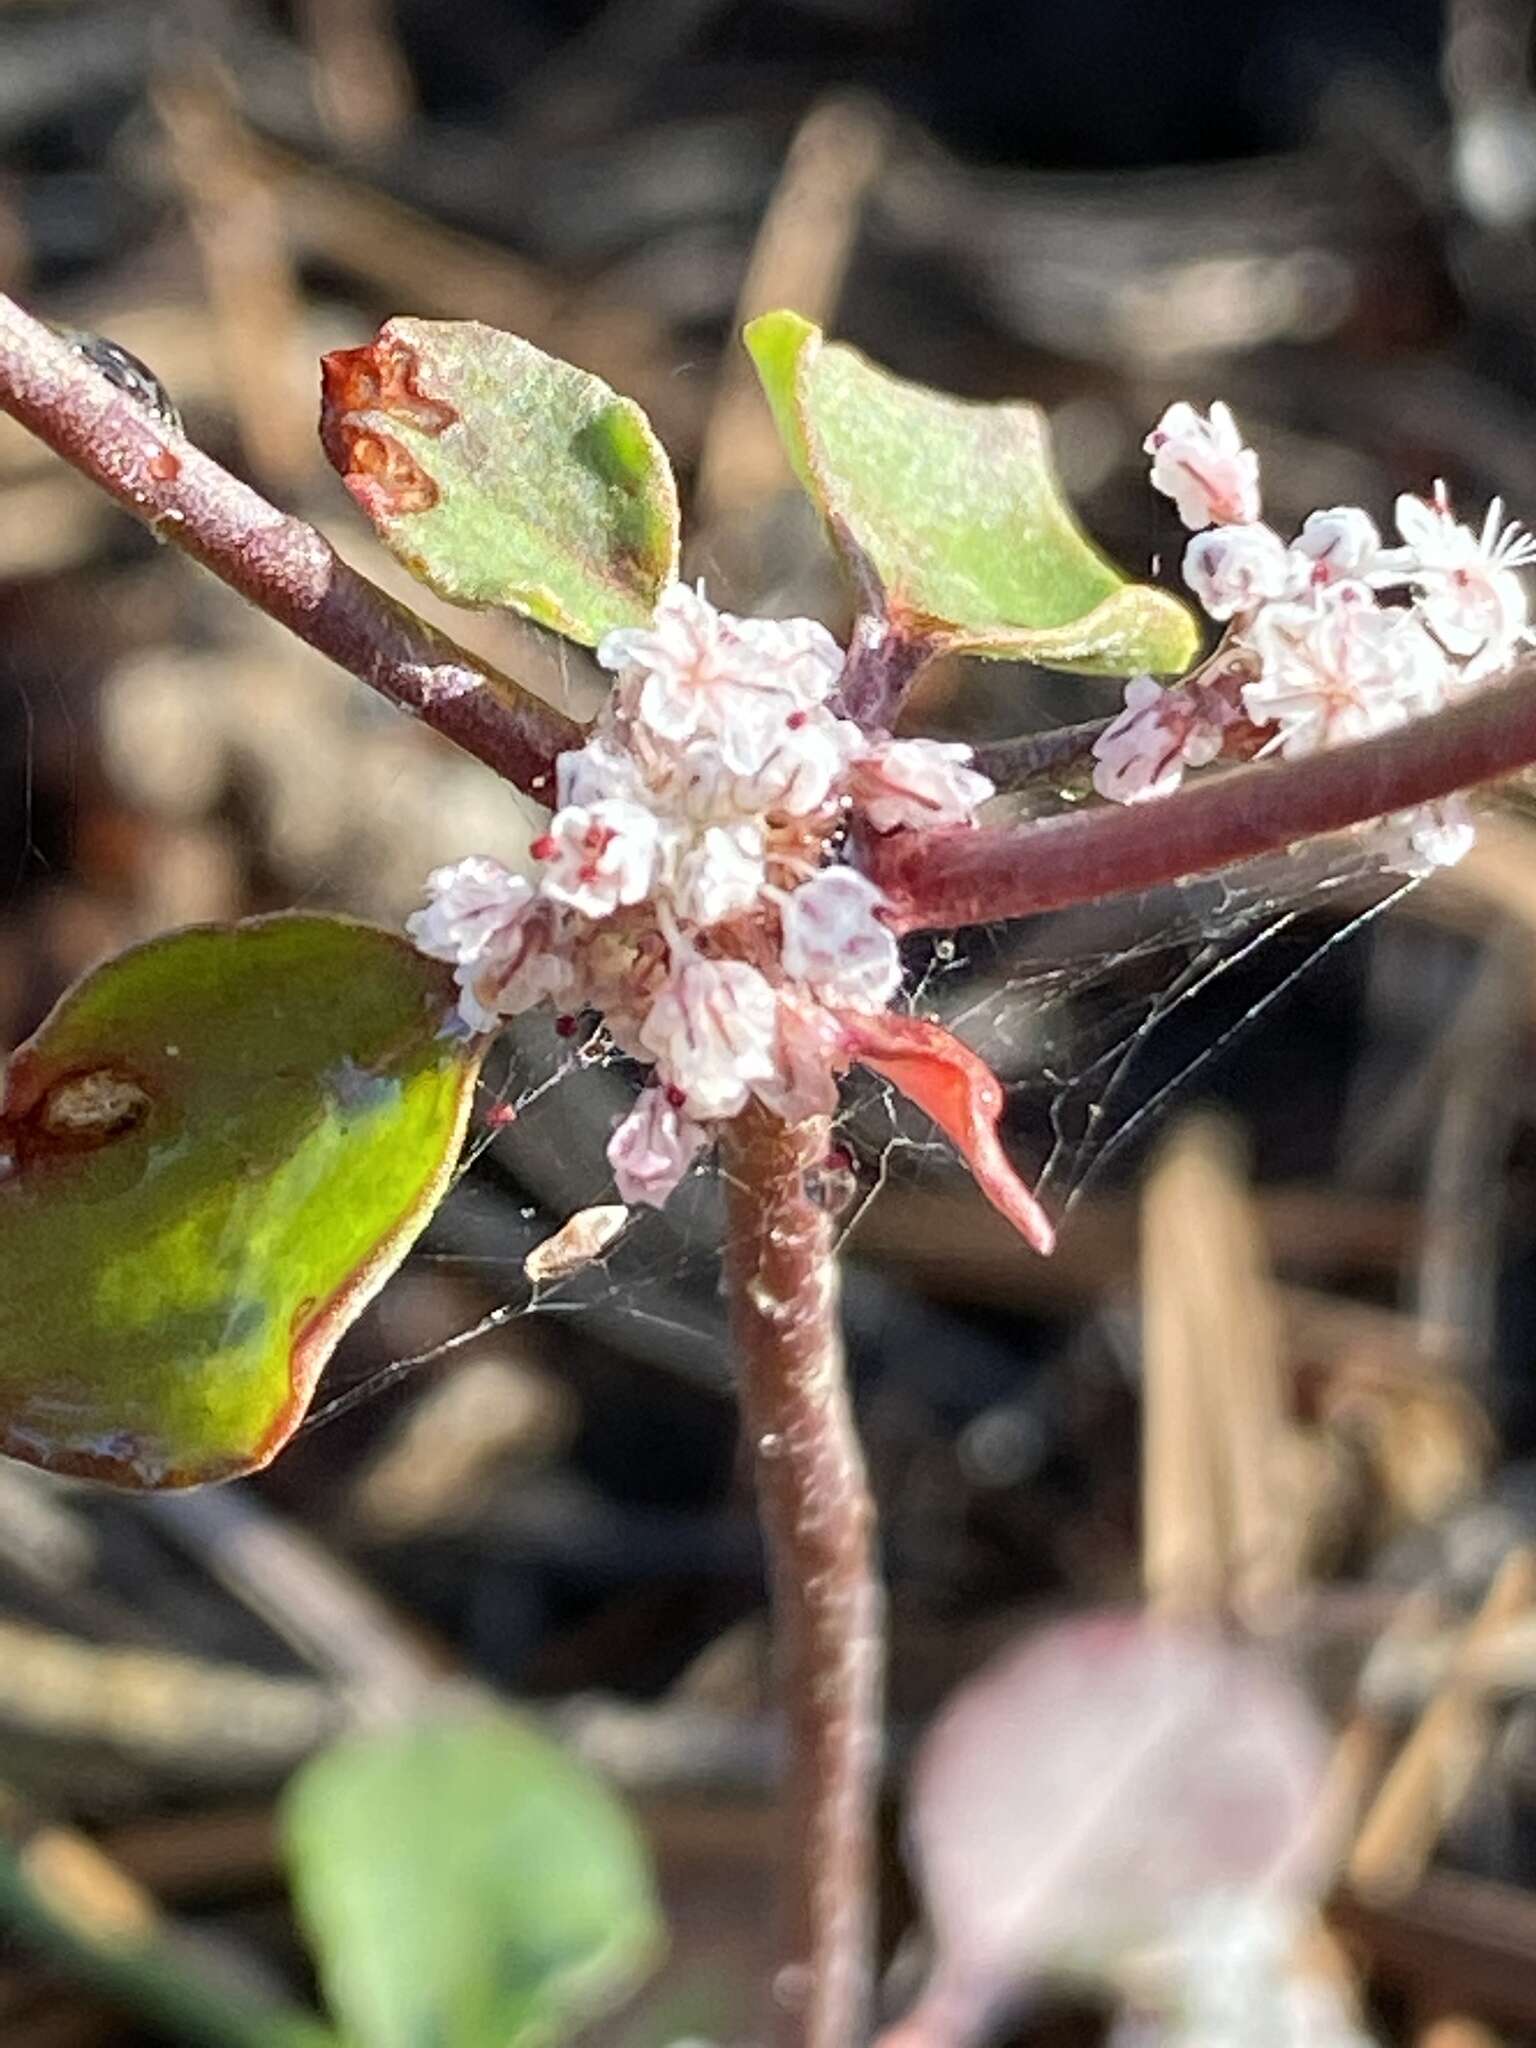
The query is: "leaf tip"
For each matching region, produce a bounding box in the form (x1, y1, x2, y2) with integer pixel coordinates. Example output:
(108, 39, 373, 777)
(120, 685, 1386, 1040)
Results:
(743, 306, 819, 370)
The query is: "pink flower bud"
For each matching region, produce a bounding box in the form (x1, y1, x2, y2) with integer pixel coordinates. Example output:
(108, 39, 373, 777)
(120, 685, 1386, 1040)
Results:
(1145, 400, 1261, 529)
(407, 857, 536, 964)
(408, 858, 573, 1032)
(1091, 676, 1195, 804)
(607, 1086, 708, 1207)
(780, 868, 901, 1008)
(1182, 522, 1289, 620)
(1289, 505, 1389, 589)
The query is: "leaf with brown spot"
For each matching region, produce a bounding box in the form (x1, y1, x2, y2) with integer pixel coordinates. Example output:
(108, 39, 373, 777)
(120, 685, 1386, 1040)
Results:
(321, 319, 679, 645)
(0, 916, 480, 1488)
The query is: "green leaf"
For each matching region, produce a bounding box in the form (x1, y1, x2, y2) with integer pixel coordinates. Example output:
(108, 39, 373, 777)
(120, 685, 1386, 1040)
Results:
(745, 310, 1199, 677)
(282, 1713, 663, 2048)
(0, 915, 479, 1489)
(321, 318, 679, 644)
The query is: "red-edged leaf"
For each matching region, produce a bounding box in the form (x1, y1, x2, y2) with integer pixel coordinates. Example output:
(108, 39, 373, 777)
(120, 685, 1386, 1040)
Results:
(0, 916, 479, 1488)
(834, 1008, 1054, 1254)
(320, 319, 679, 644)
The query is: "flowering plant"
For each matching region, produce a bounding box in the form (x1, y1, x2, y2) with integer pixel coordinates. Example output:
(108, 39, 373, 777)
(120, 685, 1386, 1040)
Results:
(409, 383, 1531, 1260)
(408, 581, 1047, 1244)
(0, 291, 1533, 2048)
(1090, 400, 1533, 874)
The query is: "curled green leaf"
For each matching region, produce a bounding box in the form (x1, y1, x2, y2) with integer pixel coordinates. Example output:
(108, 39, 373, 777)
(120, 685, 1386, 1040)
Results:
(0, 915, 479, 1488)
(321, 317, 679, 644)
(746, 309, 1199, 679)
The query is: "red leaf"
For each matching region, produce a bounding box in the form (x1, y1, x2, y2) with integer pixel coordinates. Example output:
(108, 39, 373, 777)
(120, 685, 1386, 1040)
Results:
(834, 1008, 1054, 1254)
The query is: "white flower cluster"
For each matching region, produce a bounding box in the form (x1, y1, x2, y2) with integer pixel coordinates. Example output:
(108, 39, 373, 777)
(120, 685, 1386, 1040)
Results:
(409, 584, 992, 1208)
(1094, 401, 1536, 872)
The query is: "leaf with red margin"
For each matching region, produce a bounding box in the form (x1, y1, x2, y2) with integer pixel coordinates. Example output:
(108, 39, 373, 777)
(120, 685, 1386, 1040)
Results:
(321, 318, 679, 644)
(0, 916, 480, 1489)
(834, 1008, 1055, 1253)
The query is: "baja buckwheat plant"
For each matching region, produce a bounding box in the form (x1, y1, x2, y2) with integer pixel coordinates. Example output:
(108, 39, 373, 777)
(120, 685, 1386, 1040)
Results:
(1, 292, 1534, 2048)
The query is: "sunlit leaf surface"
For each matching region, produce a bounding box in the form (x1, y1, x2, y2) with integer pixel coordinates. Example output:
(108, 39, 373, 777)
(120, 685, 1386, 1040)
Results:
(0, 915, 479, 1488)
(746, 309, 1198, 677)
(321, 317, 679, 643)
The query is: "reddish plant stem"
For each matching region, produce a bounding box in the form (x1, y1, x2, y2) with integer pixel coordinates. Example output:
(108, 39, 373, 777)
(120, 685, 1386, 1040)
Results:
(969, 715, 1106, 790)
(868, 660, 1536, 932)
(0, 292, 582, 798)
(722, 1103, 883, 2048)
(836, 610, 943, 732)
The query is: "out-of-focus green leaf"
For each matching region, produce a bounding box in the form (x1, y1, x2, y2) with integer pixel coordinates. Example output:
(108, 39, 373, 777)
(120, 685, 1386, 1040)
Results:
(283, 1713, 662, 2048)
(321, 317, 679, 643)
(0, 915, 479, 1489)
(745, 310, 1199, 677)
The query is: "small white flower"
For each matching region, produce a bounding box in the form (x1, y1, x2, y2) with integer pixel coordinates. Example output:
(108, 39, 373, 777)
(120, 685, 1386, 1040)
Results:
(407, 857, 535, 964)
(726, 610, 844, 706)
(1288, 505, 1394, 591)
(599, 583, 843, 748)
(607, 1086, 708, 1207)
(408, 859, 575, 1031)
(1243, 589, 1448, 757)
(670, 823, 766, 927)
(1091, 674, 1233, 804)
(638, 958, 780, 1119)
(1379, 796, 1477, 875)
(535, 799, 661, 918)
(1092, 676, 1185, 802)
(555, 733, 644, 809)
(455, 908, 573, 1031)
(847, 737, 995, 833)
(677, 713, 857, 823)
(1144, 400, 1261, 529)
(1182, 521, 1291, 619)
(740, 715, 865, 821)
(1394, 485, 1536, 671)
(779, 868, 901, 1008)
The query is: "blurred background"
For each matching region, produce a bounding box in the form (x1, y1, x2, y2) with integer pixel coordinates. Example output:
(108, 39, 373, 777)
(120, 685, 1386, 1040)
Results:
(8, 0, 1536, 2041)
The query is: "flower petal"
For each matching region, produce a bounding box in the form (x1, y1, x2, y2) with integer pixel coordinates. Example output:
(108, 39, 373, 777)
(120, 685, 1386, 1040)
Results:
(834, 1008, 1055, 1254)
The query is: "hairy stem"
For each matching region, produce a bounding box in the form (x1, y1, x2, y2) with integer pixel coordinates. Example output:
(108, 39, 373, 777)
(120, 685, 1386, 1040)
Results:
(0, 293, 582, 798)
(868, 660, 1536, 932)
(722, 1103, 883, 2048)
